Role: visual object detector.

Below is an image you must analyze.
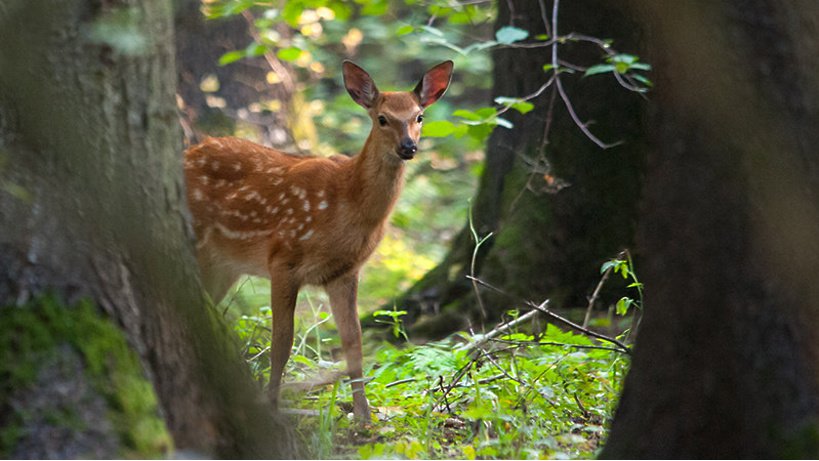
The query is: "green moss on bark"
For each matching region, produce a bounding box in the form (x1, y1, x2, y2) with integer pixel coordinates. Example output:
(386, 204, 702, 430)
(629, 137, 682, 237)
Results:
(0, 295, 170, 458)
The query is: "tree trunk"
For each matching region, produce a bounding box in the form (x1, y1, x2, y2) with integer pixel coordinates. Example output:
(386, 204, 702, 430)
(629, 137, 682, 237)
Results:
(603, 2, 819, 457)
(0, 0, 292, 457)
(393, 0, 646, 337)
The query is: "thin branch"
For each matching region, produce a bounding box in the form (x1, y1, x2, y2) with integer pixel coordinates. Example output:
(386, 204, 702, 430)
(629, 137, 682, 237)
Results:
(385, 378, 417, 388)
(556, 76, 623, 149)
(479, 347, 526, 386)
(241, 10, 294, 93)
(466, 275, 632, 355)
(462, 308, 541, 354)
(494, 75, 556, 118)
(490, 338, 625, 353)
(583, 264, 612, 328)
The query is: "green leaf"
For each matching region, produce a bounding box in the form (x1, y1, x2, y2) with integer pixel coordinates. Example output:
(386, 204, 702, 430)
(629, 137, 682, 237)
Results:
(361, 0, 388, 16)
(422, 120, 455, 137)
(615, 62, 630, 74)
(218, 50, 245, 66)
(396, 24, 415, 36)
(600, 260, 616, 274)
(474, 107, 498, 119)
(543, 63, 556, 73)
(495, 117, 513, 129)
(495, 96, 534, 114)
(277, 47, 302, 62)
(245, 42, 266, 57)
(495, 26, 529, 45)
(466, 123, 494, 141)
(452, 109, 482, 121)
(631, 73, 654, 87)
(584, 64, 615, 77)
(616, 297, 634, 316)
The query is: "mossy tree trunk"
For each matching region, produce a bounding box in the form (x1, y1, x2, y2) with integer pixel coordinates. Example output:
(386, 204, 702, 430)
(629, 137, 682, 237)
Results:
(393, 0, 646, 337)
(603, 1, 819, 457)
(0, 0, 291, 457)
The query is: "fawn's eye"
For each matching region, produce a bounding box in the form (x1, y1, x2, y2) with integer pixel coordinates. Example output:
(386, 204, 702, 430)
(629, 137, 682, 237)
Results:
(378, 115, 388, 126)
(416, 114, 424, 123)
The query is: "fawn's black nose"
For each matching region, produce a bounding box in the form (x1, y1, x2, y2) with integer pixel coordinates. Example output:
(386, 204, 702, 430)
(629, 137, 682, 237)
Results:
(398, 138, 417, 159)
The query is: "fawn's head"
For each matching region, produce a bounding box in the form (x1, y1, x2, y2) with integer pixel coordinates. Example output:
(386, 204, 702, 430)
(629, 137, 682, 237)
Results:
(343, 60, 454, 161)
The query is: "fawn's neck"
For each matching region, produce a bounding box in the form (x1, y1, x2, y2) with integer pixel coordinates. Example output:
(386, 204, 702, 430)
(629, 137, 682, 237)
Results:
(346, 133, 406, 226)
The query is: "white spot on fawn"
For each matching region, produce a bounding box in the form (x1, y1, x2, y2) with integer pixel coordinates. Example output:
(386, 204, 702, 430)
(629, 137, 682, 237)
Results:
(199, 175, 210, 185)
(233, 162, 242, 171)
(215, 222, 273, 240)
(303, 201, 310, 212)
(192, 188, 204, 201)
(317, 200, 329, 210)
(211, 160, 220, 171)
(299, 229, 314, 241)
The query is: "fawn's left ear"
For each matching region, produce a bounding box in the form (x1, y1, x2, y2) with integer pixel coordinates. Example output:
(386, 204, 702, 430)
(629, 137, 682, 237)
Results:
(413, 60, 454, 108)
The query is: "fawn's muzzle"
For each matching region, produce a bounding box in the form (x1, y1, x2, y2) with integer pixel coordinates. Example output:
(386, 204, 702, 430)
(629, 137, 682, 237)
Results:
(397, 138, 417, 160)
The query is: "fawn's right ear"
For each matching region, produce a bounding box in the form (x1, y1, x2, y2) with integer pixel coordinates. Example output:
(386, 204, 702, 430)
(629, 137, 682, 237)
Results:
(343, 60, 379, 109)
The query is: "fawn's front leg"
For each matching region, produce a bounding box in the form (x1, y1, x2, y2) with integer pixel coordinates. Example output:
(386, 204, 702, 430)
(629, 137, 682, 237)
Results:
(325, 272, 370, 421)
(268, 272, 299, 412)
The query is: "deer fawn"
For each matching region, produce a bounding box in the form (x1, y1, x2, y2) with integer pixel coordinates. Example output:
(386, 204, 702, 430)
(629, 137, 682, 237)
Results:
(184, 60, 453, 420)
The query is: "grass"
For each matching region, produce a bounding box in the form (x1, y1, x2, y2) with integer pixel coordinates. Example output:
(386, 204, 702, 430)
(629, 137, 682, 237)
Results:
(225, 273, 629, 459)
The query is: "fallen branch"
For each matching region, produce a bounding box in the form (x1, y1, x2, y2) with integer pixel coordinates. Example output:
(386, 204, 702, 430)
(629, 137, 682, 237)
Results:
(462, 307, 541, 354)
(466, 275, 632, 355)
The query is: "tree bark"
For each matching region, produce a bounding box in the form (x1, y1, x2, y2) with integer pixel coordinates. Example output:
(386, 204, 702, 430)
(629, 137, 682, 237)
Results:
(603, 2, 819, 457)
(0, 0, 292, 457)
(392, 0, 646, 337)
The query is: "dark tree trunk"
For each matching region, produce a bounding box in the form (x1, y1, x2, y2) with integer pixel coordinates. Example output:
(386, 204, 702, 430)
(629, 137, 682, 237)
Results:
(603, 2, 819, 457)
(0, 0, 292, 457)
(392, 0, 646, 337)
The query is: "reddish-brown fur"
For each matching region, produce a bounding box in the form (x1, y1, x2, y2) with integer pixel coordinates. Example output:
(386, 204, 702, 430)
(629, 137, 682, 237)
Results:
(184, 60, 453, 420)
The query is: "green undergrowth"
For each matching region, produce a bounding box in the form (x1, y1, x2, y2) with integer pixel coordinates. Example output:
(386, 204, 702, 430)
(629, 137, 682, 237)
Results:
(0, 295, 170, 458)
(232, 293, 629, 459)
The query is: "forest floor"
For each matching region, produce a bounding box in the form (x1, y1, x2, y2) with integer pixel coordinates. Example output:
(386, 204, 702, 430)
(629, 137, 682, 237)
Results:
(226, 276, 629, 459)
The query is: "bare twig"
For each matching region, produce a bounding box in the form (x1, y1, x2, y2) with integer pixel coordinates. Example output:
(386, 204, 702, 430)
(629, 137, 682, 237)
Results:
(491, 338, 625, 353)
(385, 378, 417, 388)
(468, 202, 492, 322)
(479, 347, 526, 386)
(583, 264, 612, 328)
(537, 0, 552, 37)
(555, 76, 622, 149)
(462, 308, 541, 354)
(241, 10, 295, 93)
(466, 275, 632, 355)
